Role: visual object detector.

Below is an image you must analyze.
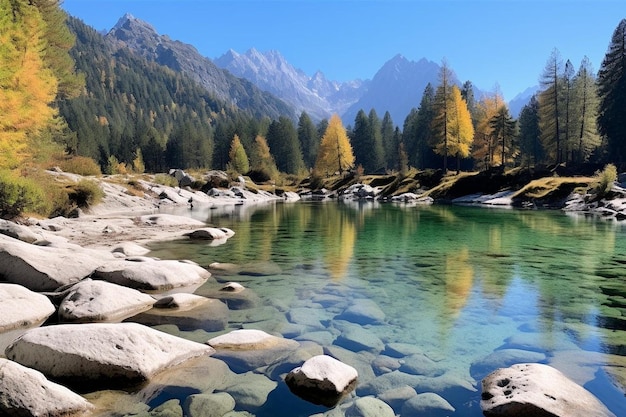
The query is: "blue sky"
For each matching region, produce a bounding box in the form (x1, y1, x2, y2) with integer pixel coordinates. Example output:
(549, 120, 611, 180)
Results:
(62, 0, 624, 101)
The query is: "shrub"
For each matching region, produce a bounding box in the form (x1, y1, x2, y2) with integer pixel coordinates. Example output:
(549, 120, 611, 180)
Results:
(153, 173, 179, 187)
(0, 170, 46, 219)
(66, 179, 104, 209)
(595, 163, 617, 199)
(53, 156, 102, 176)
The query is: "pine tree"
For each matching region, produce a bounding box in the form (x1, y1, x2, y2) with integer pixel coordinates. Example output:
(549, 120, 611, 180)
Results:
(404, 83, 436, 169)
(431, 60, 455, 172)
(31, 0, 84, 100)
(297, 111, 319, 169)
(228, 134, 250, 174)
(489, 106, 517, 168)
(266, 117, 305, 174)
(351, 110, 370, 171)
(572, 56, 600, 162)
(561, 59, 576, 162)
(368, 109, 385, 172)
(314, 114, 354, 176)
(381, 111, 397, 170)
(538, 48, 564, 164)
(597, 19, 626, 167)
(518, 95, 542, 167)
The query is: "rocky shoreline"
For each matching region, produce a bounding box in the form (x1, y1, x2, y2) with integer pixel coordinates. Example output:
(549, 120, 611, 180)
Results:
(0, 170, 622, 416)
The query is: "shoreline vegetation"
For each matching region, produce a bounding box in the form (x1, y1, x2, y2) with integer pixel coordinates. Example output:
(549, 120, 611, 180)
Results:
(2, 162, 625, 249)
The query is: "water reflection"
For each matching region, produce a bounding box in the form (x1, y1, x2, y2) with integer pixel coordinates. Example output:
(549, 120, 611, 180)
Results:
(149, 201, 626, 416)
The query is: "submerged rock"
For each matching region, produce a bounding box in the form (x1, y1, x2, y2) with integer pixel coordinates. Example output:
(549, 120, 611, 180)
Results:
(0, 283, 55, 332)
(285, 354, 358, 407)
(0, 358, 93, 417)
(470, 348, 547, 380)
(197, 286, 260, 310)
(134, 293, 228, 331)
(481, 363, 615, 417)
(183, 392, 236, 417)
(400, 392, 455, 416)
(5, 322, 213, 389)
(345, 396, 395, 417)
(208, 329, 300, 372)
(335, 299, 386, 325)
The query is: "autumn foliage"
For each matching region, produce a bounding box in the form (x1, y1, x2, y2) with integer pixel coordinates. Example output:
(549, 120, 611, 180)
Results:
(314, 114, 355, 176)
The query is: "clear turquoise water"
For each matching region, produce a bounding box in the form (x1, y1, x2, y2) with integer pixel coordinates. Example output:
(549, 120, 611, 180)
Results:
(148, 201, 626, 416)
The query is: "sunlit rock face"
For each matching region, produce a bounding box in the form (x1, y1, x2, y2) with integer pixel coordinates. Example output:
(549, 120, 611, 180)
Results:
(0, 358, 93, 417)
(5, 322, 213, 389)
(481, 363, 616, 417)
(285, 354, 358, 407)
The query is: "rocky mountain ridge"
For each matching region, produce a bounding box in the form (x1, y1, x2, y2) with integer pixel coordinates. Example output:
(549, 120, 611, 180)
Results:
(104, 13, 531, 125)
(215, 48, 367, 121)
(105, 13, 296, 120)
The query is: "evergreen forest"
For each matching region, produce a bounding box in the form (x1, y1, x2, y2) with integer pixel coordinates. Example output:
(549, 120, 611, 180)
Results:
(2, 0, 626, 218)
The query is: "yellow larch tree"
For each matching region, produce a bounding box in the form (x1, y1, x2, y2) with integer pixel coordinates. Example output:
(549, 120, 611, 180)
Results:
(448, 85, 474, 173)
(314, 114, 355, 176)
(227, 134, 250, 175)
(472, 92, 504, 169)
(0, 0, 58, 169)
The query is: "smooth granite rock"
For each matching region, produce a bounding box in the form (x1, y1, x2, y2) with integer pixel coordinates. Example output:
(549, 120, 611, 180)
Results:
(285, 355, 358, 407)
(93, 259, 211, 291)
(0, 234, 110, 291)
(481, 363, 615, 417)
(5, 322, 213, 389)
(58, 278, 155, 323)
(0, 283, 55, 332)
(0, 358, 93, 417)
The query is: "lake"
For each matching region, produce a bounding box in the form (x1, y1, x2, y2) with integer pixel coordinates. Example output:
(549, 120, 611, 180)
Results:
(145, 201, 626, 416)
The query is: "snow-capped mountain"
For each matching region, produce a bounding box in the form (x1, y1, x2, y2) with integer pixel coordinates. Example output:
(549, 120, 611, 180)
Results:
(215, 48, 366, 121)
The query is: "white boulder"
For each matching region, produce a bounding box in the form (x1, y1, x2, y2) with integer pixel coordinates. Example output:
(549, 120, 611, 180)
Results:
(481, 363, 615, 417)
(184, 227, 235, 240)
(0, 219, 39, 243)
(0, 358, 93, 417)
(111, 241, 151, 257)
(92, 258, 211, 291)
(5, 322, 214, 388)
(0, 234, 109, 291)
(137, 214, 205, 227)
(285, 354, 358, 407)
(0, 284, 55, 332)
(58, 279, 155, 323)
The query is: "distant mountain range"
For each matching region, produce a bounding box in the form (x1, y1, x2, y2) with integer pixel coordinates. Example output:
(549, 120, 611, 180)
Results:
(104, 13, 533, 125)
(106, 14, 294, 120)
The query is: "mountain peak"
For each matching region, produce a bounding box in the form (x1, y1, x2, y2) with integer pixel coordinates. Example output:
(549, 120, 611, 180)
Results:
(110, 13, 158, 38)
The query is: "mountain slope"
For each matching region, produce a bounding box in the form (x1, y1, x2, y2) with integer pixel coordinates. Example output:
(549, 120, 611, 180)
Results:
(341, 55, 441, 126)
(508, 85, 539, 117)
(215, 48, 366, 121)
(106, 14, 295, 120)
